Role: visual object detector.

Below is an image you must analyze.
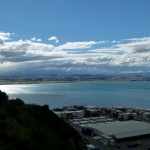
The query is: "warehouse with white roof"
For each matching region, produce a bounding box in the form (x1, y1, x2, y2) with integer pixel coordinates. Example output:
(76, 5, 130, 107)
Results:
(84, 120, 150, 140)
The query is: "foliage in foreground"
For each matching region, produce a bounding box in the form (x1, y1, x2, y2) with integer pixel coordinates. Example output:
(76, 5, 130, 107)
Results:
(0, 90, 84, 150)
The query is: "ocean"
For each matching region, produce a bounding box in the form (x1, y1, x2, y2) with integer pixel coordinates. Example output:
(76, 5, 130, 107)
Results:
(0, 81, 150, 109)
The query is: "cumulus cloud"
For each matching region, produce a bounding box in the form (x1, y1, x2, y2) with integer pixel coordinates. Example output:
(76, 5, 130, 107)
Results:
(0, 32, 12, 41)
(31, 37, 42, 42)
(0, 31, 150, 75)
(48, 36, 59, 43)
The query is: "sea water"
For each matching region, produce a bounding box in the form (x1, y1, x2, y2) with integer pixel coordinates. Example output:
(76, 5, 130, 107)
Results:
(0, 81, 150, 109)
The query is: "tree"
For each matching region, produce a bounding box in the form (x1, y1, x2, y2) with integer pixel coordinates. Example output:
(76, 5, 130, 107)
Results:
(0, 90, 8, 104)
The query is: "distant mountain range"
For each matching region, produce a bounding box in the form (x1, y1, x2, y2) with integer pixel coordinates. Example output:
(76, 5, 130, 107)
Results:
(0, 73, 150, 84)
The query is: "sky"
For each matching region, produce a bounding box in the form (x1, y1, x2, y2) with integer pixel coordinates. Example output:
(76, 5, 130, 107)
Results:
(0, 0, 150, 75)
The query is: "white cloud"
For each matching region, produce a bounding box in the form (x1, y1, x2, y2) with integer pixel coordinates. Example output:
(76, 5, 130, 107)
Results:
(31, 37, 42, 42)
(48, 36, 59, 43)
(0, 32, 12, 41)
(126, 37, 150, 42)
(56, 41, 105, 51)
(0, 31, 150, 75)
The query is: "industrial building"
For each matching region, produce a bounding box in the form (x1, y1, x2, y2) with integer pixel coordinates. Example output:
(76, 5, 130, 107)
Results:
(84, 120, 150, 141)
(54, 105, 150, 149)
(54, 110, 85, 119)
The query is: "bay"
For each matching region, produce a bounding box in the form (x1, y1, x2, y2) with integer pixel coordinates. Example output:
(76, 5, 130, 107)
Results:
(0, 81, 150, 109)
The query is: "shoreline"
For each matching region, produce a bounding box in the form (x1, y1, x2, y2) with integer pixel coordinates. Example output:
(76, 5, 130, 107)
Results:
(0, 80, 150, 85)
(0, 79, 149, 85)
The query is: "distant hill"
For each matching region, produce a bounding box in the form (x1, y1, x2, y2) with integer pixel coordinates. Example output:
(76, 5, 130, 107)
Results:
(0, 74, 150, 84)
(0, 90, 85, 150)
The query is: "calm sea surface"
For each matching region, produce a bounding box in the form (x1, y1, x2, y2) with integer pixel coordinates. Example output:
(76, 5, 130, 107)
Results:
(0, 81, 150, 109)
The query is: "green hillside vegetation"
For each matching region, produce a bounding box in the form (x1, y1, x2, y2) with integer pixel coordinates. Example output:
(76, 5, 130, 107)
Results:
(0, 90, 85, 150)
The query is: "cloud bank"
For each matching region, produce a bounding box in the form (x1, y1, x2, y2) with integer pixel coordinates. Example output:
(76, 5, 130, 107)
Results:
(0, 31, 150, 75)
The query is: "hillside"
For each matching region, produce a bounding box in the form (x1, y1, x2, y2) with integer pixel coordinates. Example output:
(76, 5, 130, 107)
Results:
(0, 74, 150, 85)
(0, 90, 85, 150)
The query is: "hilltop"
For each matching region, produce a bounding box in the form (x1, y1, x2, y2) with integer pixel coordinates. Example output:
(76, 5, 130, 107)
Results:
(0, 90, 85, 150)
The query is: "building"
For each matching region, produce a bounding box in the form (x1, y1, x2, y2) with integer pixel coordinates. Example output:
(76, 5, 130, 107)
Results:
(54, 110, 85, 119)
(84, 120, 150, 142)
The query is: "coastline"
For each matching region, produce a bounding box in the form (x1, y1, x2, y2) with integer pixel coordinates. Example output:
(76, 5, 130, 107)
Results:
(0, 74, 149, 85)
(0, 79, 150, 85)
(0, 79, 149, 85)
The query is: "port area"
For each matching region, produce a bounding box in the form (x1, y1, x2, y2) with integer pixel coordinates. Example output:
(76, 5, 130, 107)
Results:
(67, 119, 150, 150)
(53, 105, 150, 150)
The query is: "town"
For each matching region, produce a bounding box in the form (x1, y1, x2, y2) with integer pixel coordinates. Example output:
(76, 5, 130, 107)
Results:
(53, 105, 150, 150)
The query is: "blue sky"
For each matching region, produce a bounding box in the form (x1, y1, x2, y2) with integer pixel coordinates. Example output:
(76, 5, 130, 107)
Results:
(0, 0, 150, 75)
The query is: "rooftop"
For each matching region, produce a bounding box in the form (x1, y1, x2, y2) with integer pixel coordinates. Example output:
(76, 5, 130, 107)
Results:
(86, 120, 150, 140)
